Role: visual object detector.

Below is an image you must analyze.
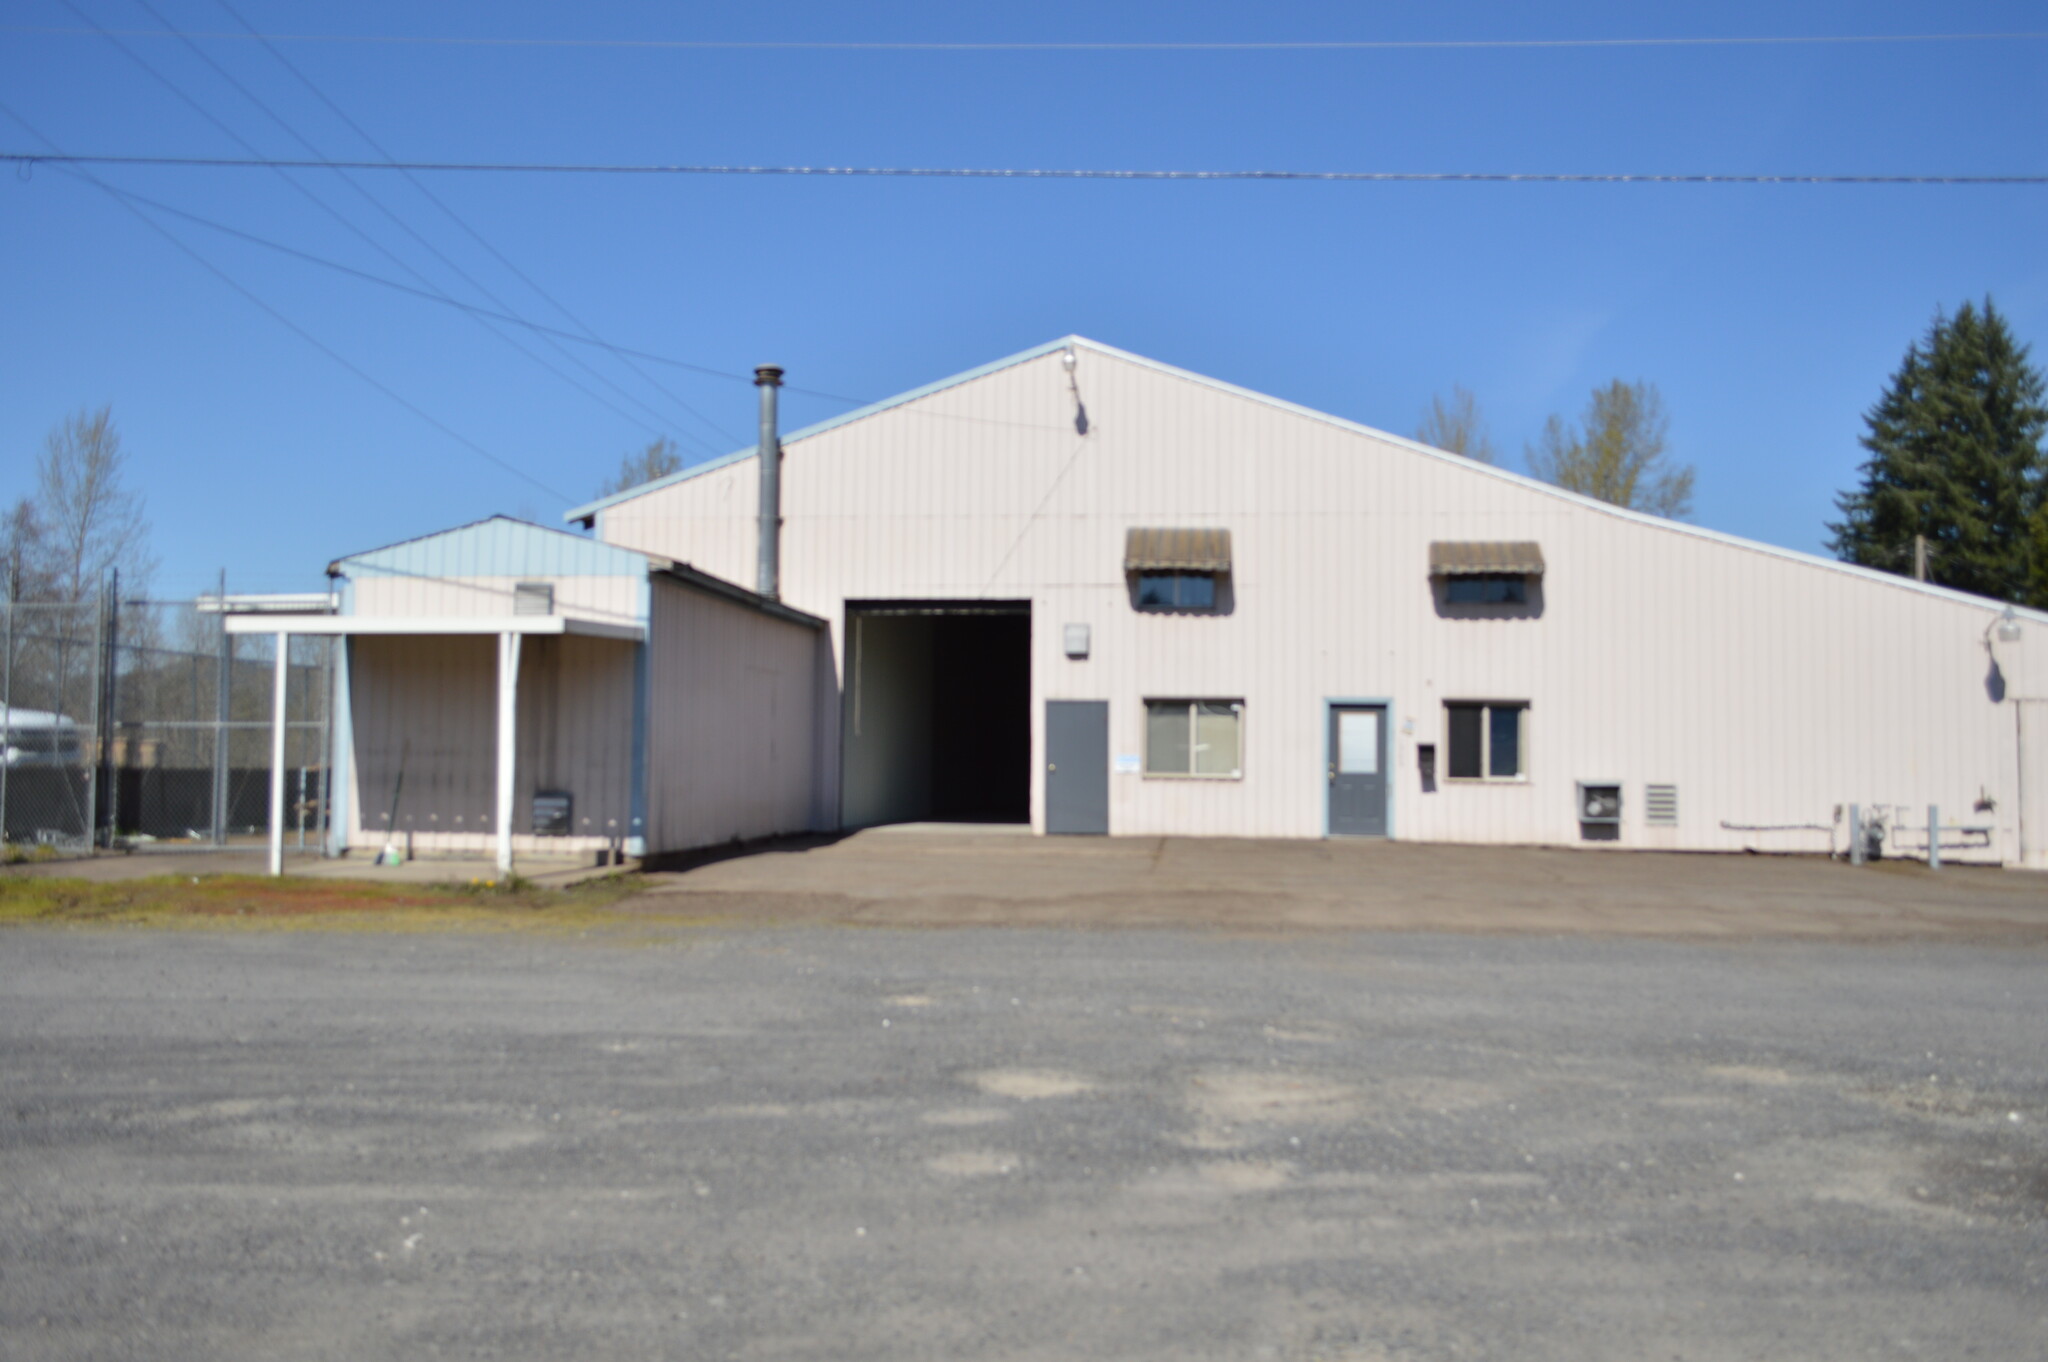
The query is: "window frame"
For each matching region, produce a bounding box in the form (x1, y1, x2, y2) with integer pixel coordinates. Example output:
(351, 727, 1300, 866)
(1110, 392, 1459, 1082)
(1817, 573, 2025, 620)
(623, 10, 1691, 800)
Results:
(1443, 700, 1529, 782)
(1142, 697, 1244, 780)
(1134, 570, 1221, 613)
(1443, 573, 1529, 606)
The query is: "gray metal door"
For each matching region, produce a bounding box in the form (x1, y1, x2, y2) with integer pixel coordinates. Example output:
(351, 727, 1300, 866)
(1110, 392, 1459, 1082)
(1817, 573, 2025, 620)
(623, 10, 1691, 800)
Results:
(1327, 704, 1388, 836)
(1045, 700, 1109, 835)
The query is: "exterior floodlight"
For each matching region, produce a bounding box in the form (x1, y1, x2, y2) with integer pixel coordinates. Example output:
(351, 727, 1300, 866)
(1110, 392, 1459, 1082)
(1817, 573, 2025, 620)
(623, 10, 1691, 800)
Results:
(1062, 347, 1077, 372)
(1997, 605, 2022, 644)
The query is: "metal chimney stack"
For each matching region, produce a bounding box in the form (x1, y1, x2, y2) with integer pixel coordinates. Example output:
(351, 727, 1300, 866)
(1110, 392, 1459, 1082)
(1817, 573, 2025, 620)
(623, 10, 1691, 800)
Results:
(754, 364, 784, 599)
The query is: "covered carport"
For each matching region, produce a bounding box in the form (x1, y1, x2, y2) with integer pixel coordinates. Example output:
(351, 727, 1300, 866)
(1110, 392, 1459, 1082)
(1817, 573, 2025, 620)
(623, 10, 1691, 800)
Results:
(227, 611, 642, 876)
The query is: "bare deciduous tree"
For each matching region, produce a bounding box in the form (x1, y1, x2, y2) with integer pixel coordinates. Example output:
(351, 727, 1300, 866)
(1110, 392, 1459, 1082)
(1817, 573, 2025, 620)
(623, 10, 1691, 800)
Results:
(597, 436, 683, 497)
(36, 406, 154, 601)
(1526, 380, 1695, 520)
(1, 499, 53, 601)
(1415, 386, 1497, 463)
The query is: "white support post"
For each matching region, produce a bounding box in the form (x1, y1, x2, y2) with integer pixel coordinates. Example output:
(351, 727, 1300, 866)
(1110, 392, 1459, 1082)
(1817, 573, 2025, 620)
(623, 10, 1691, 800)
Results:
(268, 632, 288, 877)
(1928, 804, 1941, 871)
(496, 631, 521, 876)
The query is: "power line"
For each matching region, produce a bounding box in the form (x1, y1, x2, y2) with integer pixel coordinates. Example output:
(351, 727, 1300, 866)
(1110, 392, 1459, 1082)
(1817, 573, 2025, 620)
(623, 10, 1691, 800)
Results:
(209, 0, 741, 450)
(36, 168, 759, 380)
(0, 98, 573, 505)
(7, 153, 2043, 185)
(56, 0, 708, 453)
(28, 166, 1061, 435)
(6, 26, 2046, 51)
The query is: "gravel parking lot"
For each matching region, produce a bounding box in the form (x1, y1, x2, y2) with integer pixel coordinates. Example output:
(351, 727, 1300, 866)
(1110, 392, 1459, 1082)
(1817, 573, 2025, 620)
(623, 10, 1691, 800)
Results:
(4, 906, 2045, 1360)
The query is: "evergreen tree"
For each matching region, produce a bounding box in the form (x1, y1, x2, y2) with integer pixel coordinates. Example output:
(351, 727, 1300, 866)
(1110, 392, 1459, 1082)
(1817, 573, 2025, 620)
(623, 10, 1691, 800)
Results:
(1829, 299, 2047, 602)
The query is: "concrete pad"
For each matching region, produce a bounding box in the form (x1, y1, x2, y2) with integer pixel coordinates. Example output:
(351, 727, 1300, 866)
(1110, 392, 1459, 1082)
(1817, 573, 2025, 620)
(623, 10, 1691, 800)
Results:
(628, 827, 2048, 940)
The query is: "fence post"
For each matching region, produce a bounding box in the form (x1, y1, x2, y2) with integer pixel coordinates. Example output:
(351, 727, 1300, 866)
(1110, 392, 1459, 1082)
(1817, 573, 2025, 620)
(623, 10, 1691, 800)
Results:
(212, 569, 229, 845)
(102, 571, 120, 844)
(1928, 804, 1941, 871)
(84, 587, 103, 850)
(1848, 804, 1865, 866)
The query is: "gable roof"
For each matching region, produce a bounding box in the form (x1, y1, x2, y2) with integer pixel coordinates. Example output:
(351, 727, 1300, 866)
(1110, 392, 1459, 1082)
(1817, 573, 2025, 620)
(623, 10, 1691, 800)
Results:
(566, 337, 2048, 625)
(331, 514, 662, 579)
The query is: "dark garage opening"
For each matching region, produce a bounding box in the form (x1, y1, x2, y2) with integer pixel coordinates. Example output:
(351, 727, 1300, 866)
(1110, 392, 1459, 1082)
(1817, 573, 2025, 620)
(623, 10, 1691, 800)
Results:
(842, 601, 1030, 827)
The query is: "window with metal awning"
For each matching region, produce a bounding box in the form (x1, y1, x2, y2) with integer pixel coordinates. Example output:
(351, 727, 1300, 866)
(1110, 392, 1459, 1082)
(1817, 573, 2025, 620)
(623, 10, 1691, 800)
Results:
(1429, 541, 1545, 604)
(1126, 528, 1231, 612)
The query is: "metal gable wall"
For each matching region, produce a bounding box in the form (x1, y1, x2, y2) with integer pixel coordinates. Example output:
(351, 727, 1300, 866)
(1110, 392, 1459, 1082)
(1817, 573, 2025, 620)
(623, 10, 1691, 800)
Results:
(584, 342, 2048, 864)
(333, 517, 653, 630)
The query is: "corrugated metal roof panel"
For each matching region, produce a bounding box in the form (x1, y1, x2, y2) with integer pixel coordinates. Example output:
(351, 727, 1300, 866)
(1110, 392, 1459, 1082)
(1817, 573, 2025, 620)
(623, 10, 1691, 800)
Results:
(333, 516, 659, 580)
(1125, 527, 1233, 573)
(1429, 541, 1546, 575)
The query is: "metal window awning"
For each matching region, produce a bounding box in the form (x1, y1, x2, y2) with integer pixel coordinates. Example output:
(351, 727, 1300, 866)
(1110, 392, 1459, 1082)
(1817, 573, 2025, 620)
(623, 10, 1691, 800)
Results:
(1428, 541, 1546, 576)
(1124, 527, 1232, 574)
(222, 614, 643, 641)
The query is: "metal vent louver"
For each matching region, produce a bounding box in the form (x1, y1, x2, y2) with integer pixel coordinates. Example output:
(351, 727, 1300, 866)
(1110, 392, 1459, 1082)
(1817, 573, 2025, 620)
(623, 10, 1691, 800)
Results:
(513, 581, 554, 616)
(1645, 784, 1679, 826)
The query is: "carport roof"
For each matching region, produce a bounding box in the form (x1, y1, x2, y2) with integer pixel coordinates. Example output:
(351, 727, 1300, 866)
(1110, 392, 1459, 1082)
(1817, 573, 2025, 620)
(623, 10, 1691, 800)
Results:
(223, 614, 644, 641)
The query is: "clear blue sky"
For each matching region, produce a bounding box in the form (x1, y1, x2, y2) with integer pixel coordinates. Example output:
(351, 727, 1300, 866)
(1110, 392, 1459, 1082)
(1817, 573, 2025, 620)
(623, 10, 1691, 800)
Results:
(3, 1, 2044, 596)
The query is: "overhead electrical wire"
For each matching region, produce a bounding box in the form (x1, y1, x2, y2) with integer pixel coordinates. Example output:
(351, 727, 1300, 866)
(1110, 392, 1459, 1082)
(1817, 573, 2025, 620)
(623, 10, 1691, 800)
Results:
(62, 0, 719, 455)
(7, 153, 2042, 185)
(6, 26, 2045, 51)
(209, 0, 742, 450)
(0, 97, 573, 505)
(30, 167, 1067, 438)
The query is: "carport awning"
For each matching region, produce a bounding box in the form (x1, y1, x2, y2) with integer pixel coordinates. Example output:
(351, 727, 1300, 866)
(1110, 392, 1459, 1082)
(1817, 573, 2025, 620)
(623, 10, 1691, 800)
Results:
(222, 614, 643, 641)
(1428, 541, 1546, 576)
(1124, 527, 1232, 573)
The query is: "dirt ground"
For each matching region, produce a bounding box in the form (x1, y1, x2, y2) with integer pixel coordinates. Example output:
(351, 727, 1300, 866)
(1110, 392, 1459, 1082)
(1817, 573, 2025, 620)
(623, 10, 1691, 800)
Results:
(630, 826, 2048, 940)
(8, 826, 2046, 939)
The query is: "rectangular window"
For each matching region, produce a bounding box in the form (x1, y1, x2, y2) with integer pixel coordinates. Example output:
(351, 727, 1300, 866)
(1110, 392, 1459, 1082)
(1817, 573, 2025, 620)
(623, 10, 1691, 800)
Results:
(1444, 701, 1527, 780)
(1445, 574, 1528, 605)
(1135, 571, 1218, 611)
(1144, 699, 1242, 777)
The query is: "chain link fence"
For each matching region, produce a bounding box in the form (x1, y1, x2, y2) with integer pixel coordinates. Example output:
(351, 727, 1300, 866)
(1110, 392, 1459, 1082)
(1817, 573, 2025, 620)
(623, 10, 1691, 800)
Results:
(2, 591, 333, 858)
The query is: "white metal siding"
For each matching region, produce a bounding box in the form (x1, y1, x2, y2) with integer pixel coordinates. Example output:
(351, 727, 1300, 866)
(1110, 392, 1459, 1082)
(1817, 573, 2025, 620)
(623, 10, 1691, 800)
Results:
(596, 343, 2048, 865)
(346, 633, 634, 857)
(643, 577, 820, 852)
(349, 573, 642, 629)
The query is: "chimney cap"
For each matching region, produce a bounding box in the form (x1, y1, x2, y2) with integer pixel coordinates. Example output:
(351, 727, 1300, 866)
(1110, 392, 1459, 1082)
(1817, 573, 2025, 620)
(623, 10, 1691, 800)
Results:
(753, 365, 784, 386)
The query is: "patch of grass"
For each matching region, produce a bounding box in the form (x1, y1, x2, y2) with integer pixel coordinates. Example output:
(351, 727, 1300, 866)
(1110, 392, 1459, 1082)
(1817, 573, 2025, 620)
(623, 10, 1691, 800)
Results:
(0, 872, 650, 933)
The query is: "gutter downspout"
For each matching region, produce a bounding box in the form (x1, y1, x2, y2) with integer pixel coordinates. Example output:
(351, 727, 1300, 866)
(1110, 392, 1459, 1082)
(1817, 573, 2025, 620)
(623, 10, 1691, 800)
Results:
(755, 364, 785, 600)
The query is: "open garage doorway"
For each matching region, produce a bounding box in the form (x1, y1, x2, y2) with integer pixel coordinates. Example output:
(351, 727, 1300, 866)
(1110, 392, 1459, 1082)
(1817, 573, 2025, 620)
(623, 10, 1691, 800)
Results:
(841, 601, 1031, 828)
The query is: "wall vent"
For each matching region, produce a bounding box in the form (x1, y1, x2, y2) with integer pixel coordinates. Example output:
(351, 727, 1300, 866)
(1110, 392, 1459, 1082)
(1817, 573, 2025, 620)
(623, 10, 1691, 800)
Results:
(1646, 784, 1679, 826)
(513, 581, 554, 615)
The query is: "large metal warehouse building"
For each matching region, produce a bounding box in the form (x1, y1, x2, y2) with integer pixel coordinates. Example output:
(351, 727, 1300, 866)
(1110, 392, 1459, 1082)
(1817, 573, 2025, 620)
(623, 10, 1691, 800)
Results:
(252, 337, 2048, 869)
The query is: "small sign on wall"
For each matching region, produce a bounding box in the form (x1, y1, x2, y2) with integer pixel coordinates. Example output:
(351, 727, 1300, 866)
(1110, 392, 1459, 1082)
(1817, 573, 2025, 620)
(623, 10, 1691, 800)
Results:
(1113, 753, 1141, 774)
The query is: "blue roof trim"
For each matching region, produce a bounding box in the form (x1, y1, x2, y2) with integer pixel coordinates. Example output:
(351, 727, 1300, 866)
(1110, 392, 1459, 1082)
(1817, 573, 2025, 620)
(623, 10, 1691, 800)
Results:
(332, 514, 658, 580)
(563, 336, 1079, 523)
